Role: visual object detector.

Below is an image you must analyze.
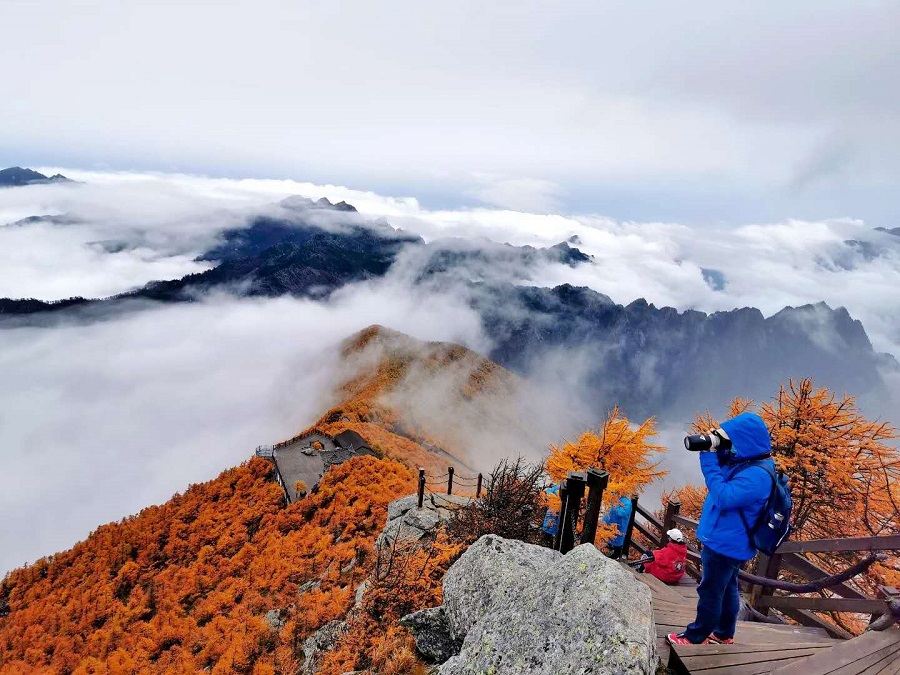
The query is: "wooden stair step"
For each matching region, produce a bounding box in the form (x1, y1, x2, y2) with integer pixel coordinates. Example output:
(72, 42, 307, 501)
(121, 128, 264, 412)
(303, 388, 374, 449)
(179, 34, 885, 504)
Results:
(654, 620, 839, 645)
(657, 636, 671, 666)
(631, 567, 694, 605)
(874, 655, 900, 675)
(670, 641, 834, 675)
(653, 608, 833, 634)
(772, 629, 900, 675)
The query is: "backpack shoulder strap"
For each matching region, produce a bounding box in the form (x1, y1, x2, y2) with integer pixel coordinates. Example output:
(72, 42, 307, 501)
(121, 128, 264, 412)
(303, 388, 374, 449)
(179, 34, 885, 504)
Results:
(730, 459, 775, 482)
(731, 460, 777, 540)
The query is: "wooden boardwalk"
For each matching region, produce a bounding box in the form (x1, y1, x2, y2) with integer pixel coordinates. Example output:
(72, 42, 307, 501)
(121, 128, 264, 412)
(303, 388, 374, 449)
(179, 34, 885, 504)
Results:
(632, 569, 900, 674)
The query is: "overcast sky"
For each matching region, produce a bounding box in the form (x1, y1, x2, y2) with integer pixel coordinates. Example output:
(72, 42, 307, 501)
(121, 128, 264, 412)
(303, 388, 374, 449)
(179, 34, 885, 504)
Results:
(2, 0, 899, 225)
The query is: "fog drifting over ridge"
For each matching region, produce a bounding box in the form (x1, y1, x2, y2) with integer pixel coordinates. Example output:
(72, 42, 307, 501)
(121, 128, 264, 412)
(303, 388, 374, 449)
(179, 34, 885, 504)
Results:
(1, 169, 899, 573)
(0, 286, 486, 573)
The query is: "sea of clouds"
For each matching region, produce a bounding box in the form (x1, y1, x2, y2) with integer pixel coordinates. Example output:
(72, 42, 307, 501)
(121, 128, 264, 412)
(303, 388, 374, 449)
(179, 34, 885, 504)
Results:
(1, 169, 898, 572)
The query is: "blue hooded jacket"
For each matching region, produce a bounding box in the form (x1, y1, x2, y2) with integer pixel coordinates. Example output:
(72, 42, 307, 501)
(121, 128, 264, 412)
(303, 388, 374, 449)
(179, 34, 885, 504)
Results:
(695, 412, 775, 561)
(602, 495, 633, 547)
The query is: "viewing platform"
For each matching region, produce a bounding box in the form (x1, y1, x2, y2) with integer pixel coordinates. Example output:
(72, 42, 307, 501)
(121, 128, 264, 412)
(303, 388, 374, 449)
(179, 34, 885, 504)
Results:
(256, 429, 374, 502)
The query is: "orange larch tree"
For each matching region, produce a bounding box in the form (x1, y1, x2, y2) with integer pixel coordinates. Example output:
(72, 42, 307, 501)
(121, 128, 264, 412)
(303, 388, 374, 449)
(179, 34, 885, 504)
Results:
(546, 405, 666, 500)
(760, 378, 898, 542)
(546, 405, 666, 543)
(0, 455, 418, 674)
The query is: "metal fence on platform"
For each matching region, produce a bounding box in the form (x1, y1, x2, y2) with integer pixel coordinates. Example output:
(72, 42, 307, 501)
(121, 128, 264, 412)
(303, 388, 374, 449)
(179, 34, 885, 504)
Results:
(255, 445, 275, 458)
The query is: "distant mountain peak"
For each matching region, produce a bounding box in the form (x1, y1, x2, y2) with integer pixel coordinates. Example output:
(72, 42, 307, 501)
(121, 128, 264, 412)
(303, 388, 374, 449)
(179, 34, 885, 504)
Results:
(278, 195, 358, 212)
(0, 167, 71, 187)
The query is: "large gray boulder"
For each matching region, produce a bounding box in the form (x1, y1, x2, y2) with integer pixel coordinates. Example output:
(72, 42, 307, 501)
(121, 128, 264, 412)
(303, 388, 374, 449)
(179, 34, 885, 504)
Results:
(442, 535, 560, 642)
(406, 534, 657, 675)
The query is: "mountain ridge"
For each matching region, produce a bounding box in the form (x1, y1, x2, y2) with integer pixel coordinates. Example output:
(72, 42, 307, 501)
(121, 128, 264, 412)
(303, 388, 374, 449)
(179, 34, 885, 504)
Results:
(475, 281, 894, 418)
(0, 166, 70, 186)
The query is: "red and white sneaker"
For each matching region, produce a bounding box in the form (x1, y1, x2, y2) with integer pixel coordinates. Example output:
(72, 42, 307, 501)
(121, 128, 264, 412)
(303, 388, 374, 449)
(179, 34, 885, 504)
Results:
(708, 635, 735, 645)
(666, 632, 709, 646)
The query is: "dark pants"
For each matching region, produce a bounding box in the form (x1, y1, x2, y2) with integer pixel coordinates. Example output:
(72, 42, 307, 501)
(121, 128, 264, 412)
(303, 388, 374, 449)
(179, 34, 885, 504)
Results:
(607, 544, 623, 560)
(684, 546, 743, 643)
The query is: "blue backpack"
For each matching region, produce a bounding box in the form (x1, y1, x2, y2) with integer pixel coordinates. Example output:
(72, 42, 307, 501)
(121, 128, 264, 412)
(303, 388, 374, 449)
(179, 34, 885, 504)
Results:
(732, 461, 793, 556)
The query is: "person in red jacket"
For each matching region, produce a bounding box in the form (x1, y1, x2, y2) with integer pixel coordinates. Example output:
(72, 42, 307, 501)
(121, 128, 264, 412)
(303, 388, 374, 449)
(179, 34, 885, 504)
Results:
(642, 528, 688, 584)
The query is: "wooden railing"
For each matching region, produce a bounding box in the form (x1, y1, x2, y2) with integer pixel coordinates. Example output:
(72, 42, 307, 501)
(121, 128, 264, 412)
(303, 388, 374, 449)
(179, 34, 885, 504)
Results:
(417, 467, 484, 506)
(270, 458, 291, 504)
(625, 499, 900, 639)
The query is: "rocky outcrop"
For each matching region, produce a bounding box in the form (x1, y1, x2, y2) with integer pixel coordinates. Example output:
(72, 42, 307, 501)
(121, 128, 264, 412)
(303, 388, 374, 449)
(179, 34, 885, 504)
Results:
(377, 493, 470, 547)
(297, 494, 468, 672)
(302, 620, 346, 675)
(402, 535, 657, 675)
(297, 578, 322, 598)
(399, 606, 461, 664)
(263, 608, 285, 632)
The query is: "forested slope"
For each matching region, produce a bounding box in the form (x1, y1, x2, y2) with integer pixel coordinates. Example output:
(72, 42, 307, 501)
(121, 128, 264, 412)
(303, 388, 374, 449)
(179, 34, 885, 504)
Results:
(0, 457, 414, 673)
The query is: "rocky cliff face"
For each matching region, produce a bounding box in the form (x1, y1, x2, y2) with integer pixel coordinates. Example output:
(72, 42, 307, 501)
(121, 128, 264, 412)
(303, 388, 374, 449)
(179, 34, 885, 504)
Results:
(402, 535, 657, 675)
(476, 282, 894, 418)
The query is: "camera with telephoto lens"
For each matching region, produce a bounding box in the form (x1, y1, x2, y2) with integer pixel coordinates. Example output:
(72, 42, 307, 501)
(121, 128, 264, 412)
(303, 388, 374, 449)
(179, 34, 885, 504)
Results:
(684, 429, 732, 452)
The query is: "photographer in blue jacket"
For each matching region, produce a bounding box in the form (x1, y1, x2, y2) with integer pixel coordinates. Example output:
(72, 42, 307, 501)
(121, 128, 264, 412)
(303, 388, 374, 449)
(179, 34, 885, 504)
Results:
(667, 412, 774, 646)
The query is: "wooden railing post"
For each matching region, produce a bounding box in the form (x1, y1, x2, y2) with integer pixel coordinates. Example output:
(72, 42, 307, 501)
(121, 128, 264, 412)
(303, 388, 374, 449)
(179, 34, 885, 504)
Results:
(621, 494, 640, 559)
(660, 498, 681, 547)
(558, 472, 587, 554)
(447, 467, 454, 495)
(417, 468, 425, 508)
(580, 468, 609, 546)
(476, 473, 483, 498)
(750, 553, 783, 616)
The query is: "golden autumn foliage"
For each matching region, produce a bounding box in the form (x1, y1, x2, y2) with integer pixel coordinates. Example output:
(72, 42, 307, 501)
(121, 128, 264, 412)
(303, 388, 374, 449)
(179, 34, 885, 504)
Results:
(547, 405, 666, 500)
(546, 406, 666, 543)
(762, 379, 898, 542)
(660, 483, 707, 522)
(0, 456, 416, 673)
(319, 532, 464, 674)
(687, 379, 898, 546)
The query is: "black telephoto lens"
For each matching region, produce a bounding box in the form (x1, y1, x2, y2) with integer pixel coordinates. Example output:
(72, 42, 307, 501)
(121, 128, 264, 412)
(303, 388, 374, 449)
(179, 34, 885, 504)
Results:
(684, 434, 714, 451)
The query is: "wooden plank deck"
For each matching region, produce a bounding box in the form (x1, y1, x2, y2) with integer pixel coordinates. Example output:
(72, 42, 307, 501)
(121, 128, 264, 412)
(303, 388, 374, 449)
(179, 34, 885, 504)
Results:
(671, 642, 835, 674)
(772, 629, 900, 674)
(630, 566, 900, 674)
